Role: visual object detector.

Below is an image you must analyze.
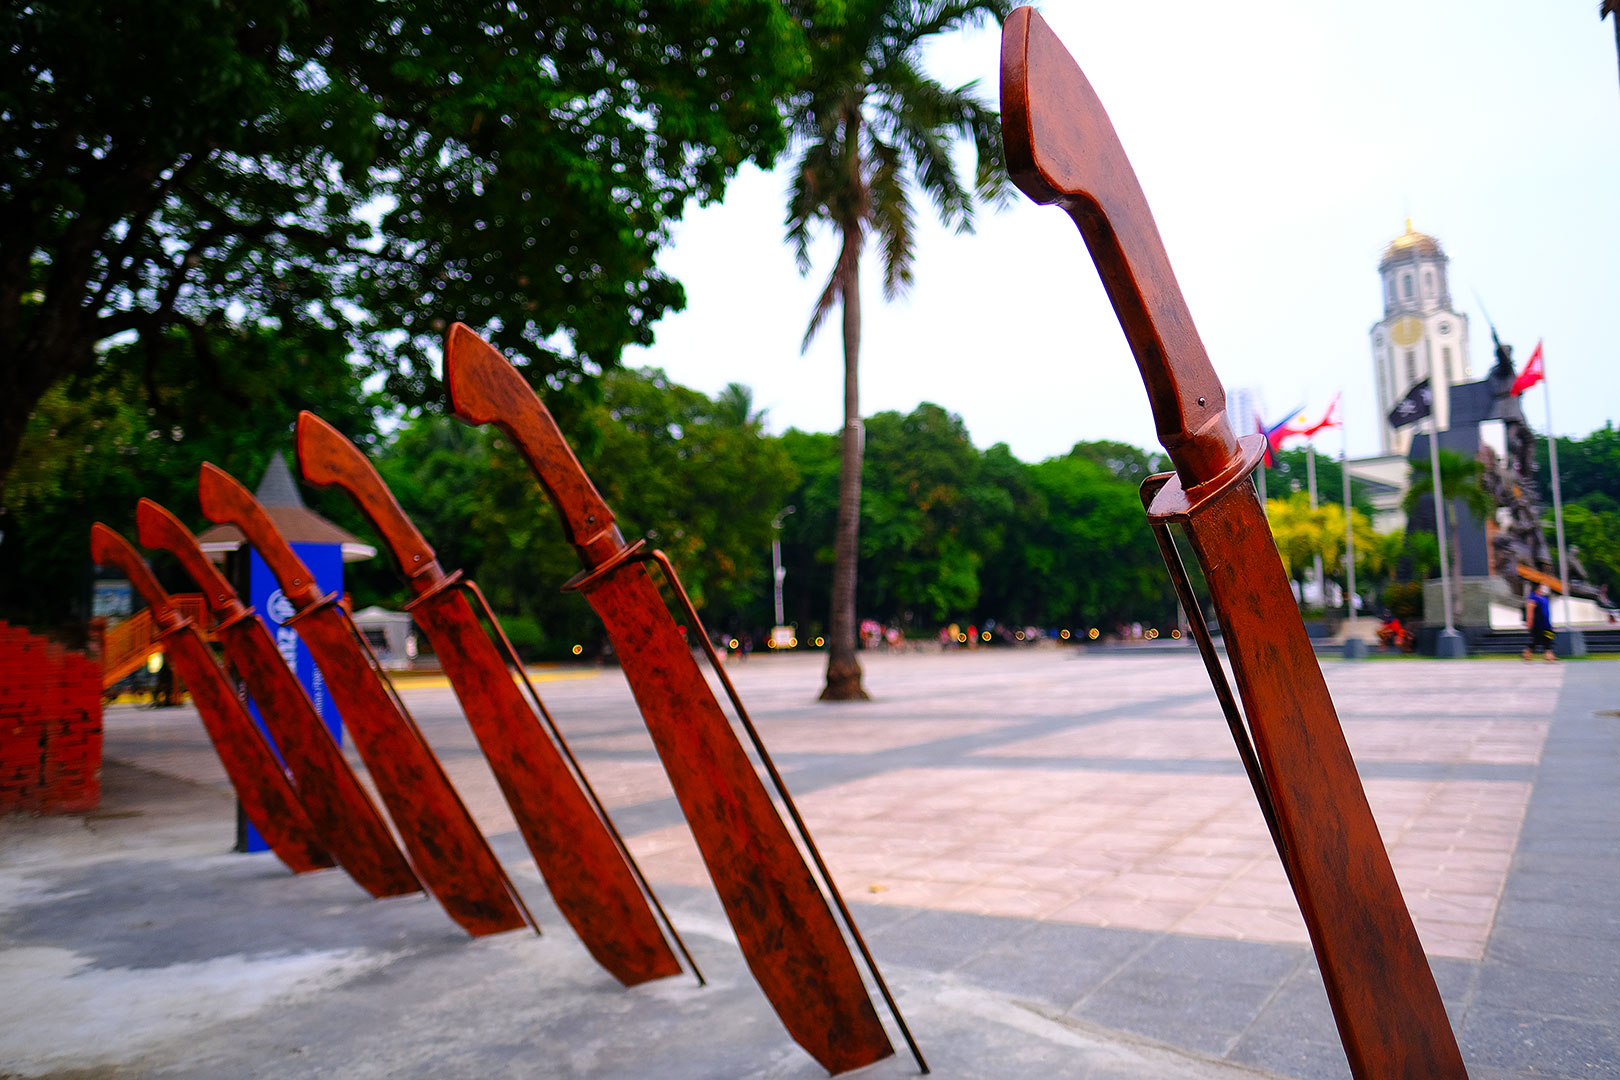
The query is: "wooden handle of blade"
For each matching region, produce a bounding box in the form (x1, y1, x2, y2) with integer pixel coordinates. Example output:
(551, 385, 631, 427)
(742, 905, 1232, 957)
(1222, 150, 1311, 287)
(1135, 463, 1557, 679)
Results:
(136, 499, 242, 618)
(296, 412, 438, 582)
(196, 463, 323, 609)
(442, 323, 624, 566)
(1001, 7, 1239, 489)
(89, 523, 179, 626)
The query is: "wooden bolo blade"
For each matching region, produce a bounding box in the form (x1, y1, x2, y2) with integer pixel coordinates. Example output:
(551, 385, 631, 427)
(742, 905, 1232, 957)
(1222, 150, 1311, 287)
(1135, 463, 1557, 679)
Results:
(296, 410, 682, 986)
(136, 498, 421, 900)
(88, 523, 332, 874)
(195, 463, 532, 938)
(1001, 9, 1466, 1078)
(444, 325, 894, 1075)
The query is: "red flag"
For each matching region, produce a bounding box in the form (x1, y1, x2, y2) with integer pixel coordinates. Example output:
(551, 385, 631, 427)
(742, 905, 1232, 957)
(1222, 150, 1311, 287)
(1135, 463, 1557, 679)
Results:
(1290, 393, 1342, 441)
(1257, 406, 1302, 467)
(1511, 341, 1544, 396)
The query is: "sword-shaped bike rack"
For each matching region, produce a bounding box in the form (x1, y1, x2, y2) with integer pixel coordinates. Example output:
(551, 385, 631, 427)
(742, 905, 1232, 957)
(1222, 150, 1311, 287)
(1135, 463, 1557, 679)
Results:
(197, 462, 535, 938)
(296, 410, 699, 987)
(88, 523, 333, 875)
(135, 498, 422, 900)
(445, 323, 923, 1076)
(1001, 9, 1467, 1077)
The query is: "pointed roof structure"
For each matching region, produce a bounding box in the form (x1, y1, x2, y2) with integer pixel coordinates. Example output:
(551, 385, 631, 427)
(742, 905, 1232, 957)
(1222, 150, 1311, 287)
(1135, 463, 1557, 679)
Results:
(195, 453, 376, 562)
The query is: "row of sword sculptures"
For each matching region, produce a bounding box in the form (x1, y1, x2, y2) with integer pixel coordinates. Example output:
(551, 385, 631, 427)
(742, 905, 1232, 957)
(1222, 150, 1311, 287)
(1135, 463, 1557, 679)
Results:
(91, 13, 1472, 1078)
(92, 326, 914, 1076)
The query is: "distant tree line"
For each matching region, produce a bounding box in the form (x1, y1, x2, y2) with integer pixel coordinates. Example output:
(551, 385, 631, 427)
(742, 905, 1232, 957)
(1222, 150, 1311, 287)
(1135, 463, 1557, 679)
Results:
(9, 350, 1615, 652)
(1535, 424, 1620, 600)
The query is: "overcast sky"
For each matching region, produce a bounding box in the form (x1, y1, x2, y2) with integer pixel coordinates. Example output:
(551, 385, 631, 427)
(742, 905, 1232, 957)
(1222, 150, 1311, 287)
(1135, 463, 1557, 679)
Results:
(625, 1, 1619, 462)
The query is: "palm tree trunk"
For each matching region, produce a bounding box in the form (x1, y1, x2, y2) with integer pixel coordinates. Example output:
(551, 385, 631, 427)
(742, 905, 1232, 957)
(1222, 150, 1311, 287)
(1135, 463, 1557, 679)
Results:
(822, 229, 868, 701)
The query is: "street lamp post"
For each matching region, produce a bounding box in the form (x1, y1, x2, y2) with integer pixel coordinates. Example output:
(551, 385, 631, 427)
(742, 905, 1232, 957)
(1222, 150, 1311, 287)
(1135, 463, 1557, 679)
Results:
(771, 506, 795, 629)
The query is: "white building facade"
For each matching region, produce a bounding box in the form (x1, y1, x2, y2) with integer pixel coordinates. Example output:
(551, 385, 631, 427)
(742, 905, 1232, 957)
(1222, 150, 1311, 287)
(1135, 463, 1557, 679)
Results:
(1369, 220, 1473, 454)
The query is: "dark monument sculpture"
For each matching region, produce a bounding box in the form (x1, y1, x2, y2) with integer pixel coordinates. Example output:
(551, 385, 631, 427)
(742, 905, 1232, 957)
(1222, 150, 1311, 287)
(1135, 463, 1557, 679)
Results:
(444, 324, 920, 1076)
(1477, 330, 1603, 602)
(296, 411, 696, 988)
(1000, 8, 1467, 1076)
(1480, 333, 1551, 588)
(197, 463, 535, 938)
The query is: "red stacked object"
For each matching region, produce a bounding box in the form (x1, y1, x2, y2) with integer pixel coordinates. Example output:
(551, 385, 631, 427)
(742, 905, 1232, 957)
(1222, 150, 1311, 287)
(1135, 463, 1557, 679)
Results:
(0, 621, 102, 813)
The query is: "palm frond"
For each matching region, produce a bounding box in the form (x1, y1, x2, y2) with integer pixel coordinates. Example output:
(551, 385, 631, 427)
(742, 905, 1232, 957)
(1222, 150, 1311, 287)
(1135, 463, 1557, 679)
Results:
(803, 233, 868, 354)
(867, 138, 915, 300)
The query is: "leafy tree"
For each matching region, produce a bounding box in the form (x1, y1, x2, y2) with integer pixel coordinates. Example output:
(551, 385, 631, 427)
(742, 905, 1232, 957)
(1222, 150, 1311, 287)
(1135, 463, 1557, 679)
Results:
(1560, 502, 1620, 602)
(1268, 447, 1377, 518)
(1, 0, 808, 500)
(2, 323, 373, 631)
(858, 404, 999, 625)
(1022, 454, 1171, 630)
(1534, 423, 1620, 508)
(1404, 530, 1441, 587)
(1264, 491, 1331, 597)
(360, 368, 797, 658)
(585, 367, 797, 618)
(1403, 449, 1495, 622)
(776, 427, 841, 639)
(1264, 491, 1376, 610)
(781, 0, 1009, 700)
(1356, 528, 1410, 607)
(972, 442, 1043, 624)
(1067, 440, 1166, 487)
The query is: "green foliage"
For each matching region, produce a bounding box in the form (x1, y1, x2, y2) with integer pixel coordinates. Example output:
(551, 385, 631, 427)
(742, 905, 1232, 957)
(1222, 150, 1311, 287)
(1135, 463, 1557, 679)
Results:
(1019, 454, 1170, 627)
(1382, 581, 1424, 621)
(775, 408, 1176, 632)
(359, 368, 798, 657)
(1528, 424, 1620, 601)
(859, 404, 995, 623)
(1263, 490, 1376, 591)
(584, 367, 798, 616)
(1561, 503, 1620, 600)
(1402, 449, 1494, 523)
(784, 0, 1010, 319)
(1067, 440, 1166, 487)
(1535, 423, 1620, 508)
(2, 0, 808, 490)
(1, 324, 373, 629)
(494, 614, 546, 664)
(1267, 447, 1378, 518)
(1403, 530, 1440, 582)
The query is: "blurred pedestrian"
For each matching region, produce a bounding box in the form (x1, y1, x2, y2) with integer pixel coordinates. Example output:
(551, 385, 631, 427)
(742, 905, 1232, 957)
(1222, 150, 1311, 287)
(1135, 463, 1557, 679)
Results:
(1523, 583, 1556, 662)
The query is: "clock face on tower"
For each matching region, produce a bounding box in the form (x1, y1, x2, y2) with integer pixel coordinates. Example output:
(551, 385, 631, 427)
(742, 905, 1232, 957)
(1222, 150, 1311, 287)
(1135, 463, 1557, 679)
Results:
(1390, 316, 1424, 347)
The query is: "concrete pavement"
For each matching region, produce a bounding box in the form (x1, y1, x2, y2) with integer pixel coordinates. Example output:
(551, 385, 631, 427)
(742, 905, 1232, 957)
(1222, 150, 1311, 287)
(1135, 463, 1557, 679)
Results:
(2, 647, 1617, 1078)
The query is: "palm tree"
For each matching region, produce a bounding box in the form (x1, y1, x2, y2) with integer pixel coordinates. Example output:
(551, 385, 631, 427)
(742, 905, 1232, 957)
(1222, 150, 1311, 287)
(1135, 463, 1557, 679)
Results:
(785, 0, 1010, 700)
(1403, 449, 1495, 622)
(713, 382, 763, 430)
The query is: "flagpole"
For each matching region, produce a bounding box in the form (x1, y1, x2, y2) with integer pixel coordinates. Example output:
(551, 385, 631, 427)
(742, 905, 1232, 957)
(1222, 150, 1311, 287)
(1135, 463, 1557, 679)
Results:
(1428, 414, 1465, 657)
(1543, 358, 1575, 640)
(1342, 406, 1365, 660)
(1307, 444, 1324, 608)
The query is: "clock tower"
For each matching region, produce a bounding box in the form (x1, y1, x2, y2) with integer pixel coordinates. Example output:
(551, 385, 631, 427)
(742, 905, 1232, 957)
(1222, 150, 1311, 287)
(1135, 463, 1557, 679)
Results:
(1370, 220, 1472, 454)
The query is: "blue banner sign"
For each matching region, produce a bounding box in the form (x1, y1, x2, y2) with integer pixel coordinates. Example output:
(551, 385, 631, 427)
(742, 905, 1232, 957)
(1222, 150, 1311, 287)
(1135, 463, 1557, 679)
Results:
(242, 542, 343, 853)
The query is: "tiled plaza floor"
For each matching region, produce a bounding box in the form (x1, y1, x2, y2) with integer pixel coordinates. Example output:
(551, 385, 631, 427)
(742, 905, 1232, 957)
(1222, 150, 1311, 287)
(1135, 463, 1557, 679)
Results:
(6, 646, 1617, 1079)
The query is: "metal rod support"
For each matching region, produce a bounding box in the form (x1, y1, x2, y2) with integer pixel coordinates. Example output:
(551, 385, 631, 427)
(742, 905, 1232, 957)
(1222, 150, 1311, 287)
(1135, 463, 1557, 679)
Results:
(641, 548, 929, 1075)
(458, 578, 705, 986)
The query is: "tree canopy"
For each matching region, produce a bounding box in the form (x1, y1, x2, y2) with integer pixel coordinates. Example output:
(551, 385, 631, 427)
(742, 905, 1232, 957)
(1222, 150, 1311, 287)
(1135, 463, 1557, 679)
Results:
(0, 0, 807, 498)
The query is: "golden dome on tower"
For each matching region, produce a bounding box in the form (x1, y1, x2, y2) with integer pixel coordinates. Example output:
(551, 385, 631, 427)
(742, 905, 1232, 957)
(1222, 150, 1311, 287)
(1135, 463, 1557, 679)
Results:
(1379, 218, 1444, 267)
